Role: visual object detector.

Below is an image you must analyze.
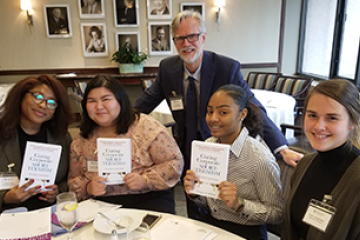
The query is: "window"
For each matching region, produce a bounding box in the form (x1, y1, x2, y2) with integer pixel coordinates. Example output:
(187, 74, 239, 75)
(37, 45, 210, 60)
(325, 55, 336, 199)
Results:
(298, 0, 360, 85)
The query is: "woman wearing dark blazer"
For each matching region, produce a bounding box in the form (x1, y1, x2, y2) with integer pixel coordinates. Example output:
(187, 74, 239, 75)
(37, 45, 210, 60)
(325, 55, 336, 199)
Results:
(0, 75, 73, 213)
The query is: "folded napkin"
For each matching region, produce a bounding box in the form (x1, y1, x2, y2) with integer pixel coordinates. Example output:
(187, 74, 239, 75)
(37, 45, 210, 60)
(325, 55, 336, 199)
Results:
(51, 212, 87, 236)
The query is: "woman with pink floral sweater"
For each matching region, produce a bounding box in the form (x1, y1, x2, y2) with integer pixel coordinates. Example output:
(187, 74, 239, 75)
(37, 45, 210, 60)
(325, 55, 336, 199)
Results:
(68, 74, 183, 213)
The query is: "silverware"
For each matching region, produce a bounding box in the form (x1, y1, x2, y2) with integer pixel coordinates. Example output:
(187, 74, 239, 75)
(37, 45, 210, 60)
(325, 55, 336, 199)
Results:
(98, 212, 124, 229)
(112, 229, 118, 240)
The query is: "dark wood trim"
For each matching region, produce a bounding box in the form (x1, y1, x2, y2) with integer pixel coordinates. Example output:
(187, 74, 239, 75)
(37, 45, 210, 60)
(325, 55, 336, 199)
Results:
(278, 0, 286, 73)
(0, 62, 279, 79)
(0, 67, 159, 76)
(241, 62, 279, 69)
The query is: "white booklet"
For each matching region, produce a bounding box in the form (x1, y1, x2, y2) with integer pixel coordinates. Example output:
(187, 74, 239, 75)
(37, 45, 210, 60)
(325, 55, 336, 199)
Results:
(19, 141, 62, 192)
(97, 138, 132, 185)
(0, 207, 51, 240)
(190, 140, 230, 198)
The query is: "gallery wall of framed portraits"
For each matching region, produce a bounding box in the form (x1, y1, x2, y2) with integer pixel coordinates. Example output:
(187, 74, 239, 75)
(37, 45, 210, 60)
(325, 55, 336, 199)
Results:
(50, 0, 198, 59)
(0, 0, 284, 71)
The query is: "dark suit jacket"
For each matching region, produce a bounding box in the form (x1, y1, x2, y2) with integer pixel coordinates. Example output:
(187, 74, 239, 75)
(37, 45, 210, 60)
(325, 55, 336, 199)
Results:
(0, 129, 71, 212)
(48, 17, 68, 34)
(134, 51, 287, 154)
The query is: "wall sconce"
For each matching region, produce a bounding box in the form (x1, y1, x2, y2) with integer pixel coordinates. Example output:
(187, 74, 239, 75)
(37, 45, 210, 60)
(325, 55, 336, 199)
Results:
(214, 0, 226, 23)
(21, 0, 33, 26)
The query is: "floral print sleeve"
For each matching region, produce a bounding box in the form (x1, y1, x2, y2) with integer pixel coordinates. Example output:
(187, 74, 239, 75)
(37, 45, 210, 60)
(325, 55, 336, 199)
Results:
(68, 134, 98, 201)
(131, 114, 184, 190)
(67, 114, 184, 200)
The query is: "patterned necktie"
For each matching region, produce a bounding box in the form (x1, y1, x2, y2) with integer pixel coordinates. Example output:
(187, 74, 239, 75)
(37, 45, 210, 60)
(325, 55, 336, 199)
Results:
(186, 76, 198, 158)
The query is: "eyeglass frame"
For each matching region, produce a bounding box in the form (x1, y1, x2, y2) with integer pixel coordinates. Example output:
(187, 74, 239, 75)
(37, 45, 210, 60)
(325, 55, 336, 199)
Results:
(172, 32, 203, 44)
(28, 92, 58, 109)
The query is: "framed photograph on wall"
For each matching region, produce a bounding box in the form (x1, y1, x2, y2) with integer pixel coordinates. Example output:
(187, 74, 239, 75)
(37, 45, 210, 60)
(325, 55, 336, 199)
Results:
(113, 0, 139, 27)
(148, 22, 173, 56)
(80, 23, 108, 57)
(115, 32, 140, 52)
(44, 4, 72, 38)
(180, 2, 205, 20)
(78, 0, 105, 19)
(147, 0, 172, 20)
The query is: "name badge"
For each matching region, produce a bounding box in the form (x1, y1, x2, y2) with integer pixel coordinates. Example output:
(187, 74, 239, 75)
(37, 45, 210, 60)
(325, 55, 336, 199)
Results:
(170, 92, 184, 111)
(0, 172, 19, 190)
(302, 199, 336, 232)
(87, 161, 98, 172)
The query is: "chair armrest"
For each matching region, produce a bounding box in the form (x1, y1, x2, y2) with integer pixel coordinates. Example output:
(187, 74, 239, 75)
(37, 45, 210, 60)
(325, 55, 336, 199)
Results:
(280, 123, 302, 136)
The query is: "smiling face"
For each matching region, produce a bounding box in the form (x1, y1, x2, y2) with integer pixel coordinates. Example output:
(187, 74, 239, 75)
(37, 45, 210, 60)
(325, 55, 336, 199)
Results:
(20, 84, 56, 133)
(206, 91, 247, 144)
(173, 17, 206, 73)
(86, 87, 121, 129)
(304, 93, 354, 151)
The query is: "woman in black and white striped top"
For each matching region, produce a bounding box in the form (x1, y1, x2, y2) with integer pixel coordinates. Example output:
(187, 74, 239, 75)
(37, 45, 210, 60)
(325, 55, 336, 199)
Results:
(183, 84, 284, 240)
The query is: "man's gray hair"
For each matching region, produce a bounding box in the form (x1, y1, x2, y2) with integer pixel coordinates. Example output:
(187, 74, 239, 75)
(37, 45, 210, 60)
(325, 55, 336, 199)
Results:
(171, 11, 206, 37)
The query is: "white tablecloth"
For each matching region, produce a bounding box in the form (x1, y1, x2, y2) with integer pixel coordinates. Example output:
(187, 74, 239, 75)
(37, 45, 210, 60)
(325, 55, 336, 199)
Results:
(251, 89, 295, 138)
(149, 100, 174, 125)
(53, 208, 245, 240)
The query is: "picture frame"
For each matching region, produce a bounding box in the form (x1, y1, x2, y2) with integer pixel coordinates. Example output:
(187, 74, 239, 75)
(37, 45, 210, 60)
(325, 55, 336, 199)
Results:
(78, 0, 105, 19)
(147, 0, 172, 20)
(148, 22, 173, 56)
(44, 4, 72, 38)
(113, 0, 139, 27)
(115, 32, 140, 53)
(80, 23, 108, 57)
(180, 2, 205, 20)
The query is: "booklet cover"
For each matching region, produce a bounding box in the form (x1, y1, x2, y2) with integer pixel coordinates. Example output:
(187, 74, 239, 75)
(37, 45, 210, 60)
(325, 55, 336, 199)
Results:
(97, 138, 132, 185)
(19, 141, 62, 192)
(0, 207, 51, 240)
(189, 140, 230, 198)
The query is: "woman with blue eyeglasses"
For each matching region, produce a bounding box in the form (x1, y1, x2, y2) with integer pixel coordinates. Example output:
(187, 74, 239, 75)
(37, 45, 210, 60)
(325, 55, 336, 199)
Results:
(0, 75, 73, 213)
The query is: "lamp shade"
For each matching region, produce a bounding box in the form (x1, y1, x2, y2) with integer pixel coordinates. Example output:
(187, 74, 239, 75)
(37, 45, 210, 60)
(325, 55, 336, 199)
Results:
(21, 0, 32, 11)
(214, 0, 226, 7)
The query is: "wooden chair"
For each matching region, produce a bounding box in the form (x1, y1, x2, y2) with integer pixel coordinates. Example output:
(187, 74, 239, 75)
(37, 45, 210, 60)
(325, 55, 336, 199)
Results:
(273, 75, 313, 99)
(245, 72, 281, 90)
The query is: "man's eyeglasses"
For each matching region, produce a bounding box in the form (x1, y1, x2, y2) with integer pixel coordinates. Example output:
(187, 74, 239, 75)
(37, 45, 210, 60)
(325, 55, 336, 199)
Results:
(172, 33, 203, 44)
(29, 92, 58, 109)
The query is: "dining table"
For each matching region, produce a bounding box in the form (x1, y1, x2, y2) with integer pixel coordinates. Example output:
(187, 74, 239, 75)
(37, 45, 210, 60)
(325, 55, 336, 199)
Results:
(52, 208, 245, 240)
(251, 89, 295, 138)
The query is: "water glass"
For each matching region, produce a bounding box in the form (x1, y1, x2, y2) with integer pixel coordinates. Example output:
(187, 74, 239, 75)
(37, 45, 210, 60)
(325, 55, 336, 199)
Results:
(127, 222, 151, 240)
(56, 192, 79, 240)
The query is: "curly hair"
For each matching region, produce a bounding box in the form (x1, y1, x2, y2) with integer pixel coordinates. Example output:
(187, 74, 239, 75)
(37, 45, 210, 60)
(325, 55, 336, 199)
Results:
(0, 75, 73, 144)
(214, 84, 263, 138)
(80, 74, 139, 138)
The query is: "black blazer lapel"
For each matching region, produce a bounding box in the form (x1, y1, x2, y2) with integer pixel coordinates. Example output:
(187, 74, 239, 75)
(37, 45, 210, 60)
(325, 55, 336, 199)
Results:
(199, 51, 215, 137)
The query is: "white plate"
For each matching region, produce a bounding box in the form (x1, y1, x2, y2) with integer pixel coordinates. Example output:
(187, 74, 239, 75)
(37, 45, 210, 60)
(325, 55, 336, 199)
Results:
(93, 209, 143, 234)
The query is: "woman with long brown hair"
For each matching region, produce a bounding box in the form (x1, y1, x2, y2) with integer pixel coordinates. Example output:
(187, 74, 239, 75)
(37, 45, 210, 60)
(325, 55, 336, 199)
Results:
(0, 75, 73, 212)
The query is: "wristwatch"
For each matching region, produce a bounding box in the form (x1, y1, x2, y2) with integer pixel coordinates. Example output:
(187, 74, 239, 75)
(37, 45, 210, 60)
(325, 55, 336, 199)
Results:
(235, 197, 245, 213)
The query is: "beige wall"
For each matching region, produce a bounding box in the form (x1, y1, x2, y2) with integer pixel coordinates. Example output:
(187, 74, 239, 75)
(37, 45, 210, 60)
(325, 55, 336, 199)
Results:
(0, 0, 288, 74)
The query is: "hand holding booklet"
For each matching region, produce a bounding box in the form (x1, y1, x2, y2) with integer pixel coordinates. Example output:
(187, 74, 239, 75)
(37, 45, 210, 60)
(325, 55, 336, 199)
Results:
(97, 138, 132, 185)
(190, 141, 230, 198)
(19, 141, 62, 192)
